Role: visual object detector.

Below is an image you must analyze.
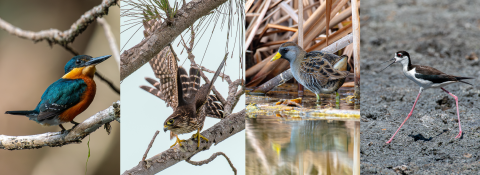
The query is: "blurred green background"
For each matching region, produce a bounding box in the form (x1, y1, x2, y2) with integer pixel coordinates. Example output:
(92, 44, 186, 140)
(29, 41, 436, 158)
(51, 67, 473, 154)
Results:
(0, 0, 120, 174)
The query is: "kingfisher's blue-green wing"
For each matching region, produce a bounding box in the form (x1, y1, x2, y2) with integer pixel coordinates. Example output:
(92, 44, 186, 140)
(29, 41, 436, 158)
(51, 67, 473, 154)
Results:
(35, 79, 87, 122)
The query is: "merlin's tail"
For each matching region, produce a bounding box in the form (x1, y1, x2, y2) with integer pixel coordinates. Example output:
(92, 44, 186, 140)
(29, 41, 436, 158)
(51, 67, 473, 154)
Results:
(205, 95, 224, 119)
(207, 55, 228, 93)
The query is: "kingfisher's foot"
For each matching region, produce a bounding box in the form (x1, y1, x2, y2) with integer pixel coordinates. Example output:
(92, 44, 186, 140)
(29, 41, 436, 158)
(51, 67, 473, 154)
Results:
(170, 136, 186, 148)
(70, 121, 80, 129)
(191, 131, 209, 148)
(59, 124, 67, 133)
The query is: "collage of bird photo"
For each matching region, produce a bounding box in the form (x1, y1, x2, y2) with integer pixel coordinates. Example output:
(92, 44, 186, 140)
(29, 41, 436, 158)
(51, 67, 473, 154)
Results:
(0, 0, 478, 175)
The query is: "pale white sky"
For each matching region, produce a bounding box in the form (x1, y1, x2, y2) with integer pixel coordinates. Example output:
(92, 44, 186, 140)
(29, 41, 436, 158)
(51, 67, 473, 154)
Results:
(120, 0, 245, 174)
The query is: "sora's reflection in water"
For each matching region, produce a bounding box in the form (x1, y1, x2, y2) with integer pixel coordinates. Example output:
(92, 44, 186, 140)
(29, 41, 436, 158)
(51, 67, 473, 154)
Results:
(246, 116, 359, 175)
(247, 83, 359, 110)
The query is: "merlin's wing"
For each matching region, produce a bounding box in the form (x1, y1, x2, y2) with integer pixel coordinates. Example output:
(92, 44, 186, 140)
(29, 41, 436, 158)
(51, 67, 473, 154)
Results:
(140, 67, 199, 109)
(183, 67, 201, 102)
(141, 46, 179, 108)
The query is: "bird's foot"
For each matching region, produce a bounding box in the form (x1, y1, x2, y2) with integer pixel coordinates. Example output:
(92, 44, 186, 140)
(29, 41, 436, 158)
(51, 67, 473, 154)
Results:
(345, 95, 356, 104)
(455, 131, 462, 139)
(59, 124, 68, 134)
(170, 137, 186, 148)
(70, 121, 80, 129)
(276, 98, 302, 107)
(192, 132, 209, 148)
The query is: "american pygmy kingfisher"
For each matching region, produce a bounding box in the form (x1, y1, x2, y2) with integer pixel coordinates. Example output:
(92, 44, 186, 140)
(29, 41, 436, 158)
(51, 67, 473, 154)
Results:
(5, 55, 111, 132)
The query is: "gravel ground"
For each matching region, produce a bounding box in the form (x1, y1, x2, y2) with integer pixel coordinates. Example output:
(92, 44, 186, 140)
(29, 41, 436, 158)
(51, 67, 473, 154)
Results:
(360, 0, 480, 174)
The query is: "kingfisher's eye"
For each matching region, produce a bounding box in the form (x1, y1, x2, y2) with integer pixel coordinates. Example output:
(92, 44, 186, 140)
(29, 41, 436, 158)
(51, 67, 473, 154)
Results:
(75, 60, 81, 64)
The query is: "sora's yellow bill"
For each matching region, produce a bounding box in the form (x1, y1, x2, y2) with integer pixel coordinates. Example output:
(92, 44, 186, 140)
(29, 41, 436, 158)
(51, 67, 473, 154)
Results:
(270, 52, 282, 62)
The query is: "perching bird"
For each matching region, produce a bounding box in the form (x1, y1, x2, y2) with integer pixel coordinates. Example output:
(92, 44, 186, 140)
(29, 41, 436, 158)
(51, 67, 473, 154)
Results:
(382, 51, 473, 144)
(140, 47, 226, 148)
(270, 42, 350, 102)
(5, 55, 111, 132)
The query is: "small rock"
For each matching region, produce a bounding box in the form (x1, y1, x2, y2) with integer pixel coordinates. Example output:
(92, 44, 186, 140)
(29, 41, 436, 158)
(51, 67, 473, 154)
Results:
(466, 52, 478, 61)
(393, 165, 411, 174)
(464, 153, 472, 158)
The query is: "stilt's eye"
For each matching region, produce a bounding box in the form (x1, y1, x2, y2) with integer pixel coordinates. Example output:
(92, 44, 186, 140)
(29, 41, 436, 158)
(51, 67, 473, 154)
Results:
(397, 53, 402, 57)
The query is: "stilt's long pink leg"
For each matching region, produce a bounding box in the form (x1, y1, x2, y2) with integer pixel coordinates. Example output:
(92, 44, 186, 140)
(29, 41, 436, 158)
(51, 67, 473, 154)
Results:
(441, 87, 462, 139)
(386, 87, 424, 144)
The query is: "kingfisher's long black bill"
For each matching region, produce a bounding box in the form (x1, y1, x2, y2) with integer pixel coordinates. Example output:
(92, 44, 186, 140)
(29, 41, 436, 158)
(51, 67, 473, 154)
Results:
(380, 58, 396, 72)
(85, 55, 111, 66)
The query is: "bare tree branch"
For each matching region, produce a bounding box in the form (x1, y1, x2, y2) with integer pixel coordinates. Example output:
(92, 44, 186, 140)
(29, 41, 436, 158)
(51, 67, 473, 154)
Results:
(253, 33, 354, 93)
(0, 1, 120, 95)
(122, 109, 245, 175)
(0, 101, 120, 150)
(0, 0, 118, 46)
(143, 131, 160, 162)
(224, 79, 243, 115)
(120, 0, 229, 81)
(196, 65, 232, 84)
(186, 152, 237, 175)
(97, 17, 121, 70)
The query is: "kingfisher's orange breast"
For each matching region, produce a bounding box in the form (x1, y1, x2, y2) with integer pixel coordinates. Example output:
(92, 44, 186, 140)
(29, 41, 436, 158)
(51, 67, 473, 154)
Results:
(58, 66, 97, 122)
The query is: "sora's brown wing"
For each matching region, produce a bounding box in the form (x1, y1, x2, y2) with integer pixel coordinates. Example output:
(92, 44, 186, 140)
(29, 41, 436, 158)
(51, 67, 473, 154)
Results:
(299, 53, 349, 86)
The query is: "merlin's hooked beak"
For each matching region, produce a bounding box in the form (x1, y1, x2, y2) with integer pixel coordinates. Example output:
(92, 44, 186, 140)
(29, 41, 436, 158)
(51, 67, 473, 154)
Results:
(163, 125, 169, 132)
(85, 55, 111, 66)
(270, 52, 282, 62)
(380, 57, 396, 72)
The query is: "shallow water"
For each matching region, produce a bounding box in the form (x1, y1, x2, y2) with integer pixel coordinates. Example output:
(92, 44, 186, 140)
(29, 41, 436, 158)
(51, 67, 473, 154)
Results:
(246, 117, 360, 175)
(246, 82, 360, 175)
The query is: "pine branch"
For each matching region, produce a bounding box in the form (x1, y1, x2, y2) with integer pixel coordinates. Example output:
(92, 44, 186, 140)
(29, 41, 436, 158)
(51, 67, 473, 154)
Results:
(120, 0, 229, 80)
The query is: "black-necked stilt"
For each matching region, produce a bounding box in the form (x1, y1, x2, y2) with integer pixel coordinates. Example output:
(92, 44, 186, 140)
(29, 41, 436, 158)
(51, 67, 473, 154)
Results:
(382, 51, 473, 144)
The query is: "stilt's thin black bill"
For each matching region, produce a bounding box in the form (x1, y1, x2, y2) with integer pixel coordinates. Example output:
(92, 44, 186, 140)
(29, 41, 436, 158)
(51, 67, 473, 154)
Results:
(380, 58, 396, 72)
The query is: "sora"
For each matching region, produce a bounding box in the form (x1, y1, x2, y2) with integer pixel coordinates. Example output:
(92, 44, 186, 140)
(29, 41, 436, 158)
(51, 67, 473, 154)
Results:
(271, 42, 350, 102)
